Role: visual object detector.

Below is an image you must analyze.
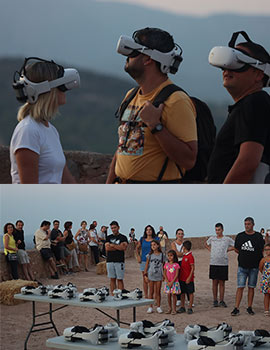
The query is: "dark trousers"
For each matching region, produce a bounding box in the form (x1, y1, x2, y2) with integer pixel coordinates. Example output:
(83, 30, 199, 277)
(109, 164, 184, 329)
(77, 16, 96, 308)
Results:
(6, 256, 18, 279)
(90, 246, 99, 265)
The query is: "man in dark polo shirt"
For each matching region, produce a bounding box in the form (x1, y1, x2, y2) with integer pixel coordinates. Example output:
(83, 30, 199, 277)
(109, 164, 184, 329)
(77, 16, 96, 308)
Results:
(208, 31, 270, 183)
(105, 221, 128, 294)
(231, 217, 264, 316)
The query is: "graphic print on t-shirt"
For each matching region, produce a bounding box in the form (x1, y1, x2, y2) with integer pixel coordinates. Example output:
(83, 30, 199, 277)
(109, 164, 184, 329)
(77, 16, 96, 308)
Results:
(118, 106, 145, 156)
(110, 238, 121, 245)
(241, 240, 254, 252)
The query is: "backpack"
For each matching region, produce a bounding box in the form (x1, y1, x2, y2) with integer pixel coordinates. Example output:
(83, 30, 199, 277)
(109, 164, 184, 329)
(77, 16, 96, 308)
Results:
(116, 84, 216, 182)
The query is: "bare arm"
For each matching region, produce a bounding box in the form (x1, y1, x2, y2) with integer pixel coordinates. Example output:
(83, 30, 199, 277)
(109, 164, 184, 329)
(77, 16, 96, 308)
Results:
(15, 148, 39, 183)
(140, 102, 197, 170)
(224, 141, 264, 183)
(259, 258, 265, 273)
(205, 241, 211, 251)
(62, 164, 76, 184)
(106, 153, 117, 184)
(74, 230, 81, 241)
(112, 242, 128, 251)
(186, 264, 194, 284)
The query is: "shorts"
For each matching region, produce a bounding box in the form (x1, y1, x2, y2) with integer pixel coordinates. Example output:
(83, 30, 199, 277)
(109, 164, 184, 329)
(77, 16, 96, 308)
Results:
(209, 265, 228, 281)
(180, 281, 195, 294)
(237, 266, 259, 288)
(107, 262, 125, 280)
(17, 249, 30, 264)
(140, 261, 147, 272)
(40, 248, 54, 261)
(164, 281, 181, 294)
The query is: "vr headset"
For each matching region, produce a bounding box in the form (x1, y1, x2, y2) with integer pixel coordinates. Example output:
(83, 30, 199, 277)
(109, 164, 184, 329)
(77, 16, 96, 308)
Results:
(13, 57, 80, 104)
(208, 31, 270, 87)
(116, 35, 183, 74)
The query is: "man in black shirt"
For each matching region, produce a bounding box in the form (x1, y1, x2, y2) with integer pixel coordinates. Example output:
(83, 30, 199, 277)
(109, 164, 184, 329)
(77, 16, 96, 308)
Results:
(50, 220, 70, 269)
(208, 31, 270, 183)
(231, 217, 264, 316)
(13, 220, 35, 280)
(105, 221, 128, 293)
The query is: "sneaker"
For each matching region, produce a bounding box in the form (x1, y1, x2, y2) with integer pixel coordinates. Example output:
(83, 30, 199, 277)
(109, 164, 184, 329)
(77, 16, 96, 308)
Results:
(156, 307, 163, 314)
(219, 300, 227, 308)
(177, 307, 186, 313)
(213, 300, 219, 307)
(231, 307, 240, 316)
(176, 300, 181, 306)
(187, 308, 193, 314)
(246, 306, 255, 315)
(147, 307, 153, 314)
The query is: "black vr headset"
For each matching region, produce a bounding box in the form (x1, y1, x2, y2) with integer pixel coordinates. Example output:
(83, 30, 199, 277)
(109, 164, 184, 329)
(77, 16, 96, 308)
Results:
(209, 31, 270, 87)
(13, 57, 80, 104)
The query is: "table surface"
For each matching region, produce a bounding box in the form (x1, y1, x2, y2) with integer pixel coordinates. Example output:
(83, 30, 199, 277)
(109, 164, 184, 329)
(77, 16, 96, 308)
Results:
(14, 293, 154, 310)
(46, 329, 188, 350)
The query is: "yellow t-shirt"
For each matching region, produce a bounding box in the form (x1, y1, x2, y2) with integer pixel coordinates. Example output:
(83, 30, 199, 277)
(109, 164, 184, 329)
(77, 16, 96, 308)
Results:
(3, 233, 17, 255)
(115, 79, 197, 181)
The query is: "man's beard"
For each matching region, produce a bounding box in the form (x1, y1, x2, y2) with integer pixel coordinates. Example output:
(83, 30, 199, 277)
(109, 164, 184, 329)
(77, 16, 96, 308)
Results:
(124, 59, 144, 80)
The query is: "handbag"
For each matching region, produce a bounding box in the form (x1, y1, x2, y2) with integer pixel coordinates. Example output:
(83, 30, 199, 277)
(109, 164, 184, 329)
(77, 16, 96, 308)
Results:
(66, 241, 76, 251)
(7, 253, 18, 262)
(78, 243, 88, 252)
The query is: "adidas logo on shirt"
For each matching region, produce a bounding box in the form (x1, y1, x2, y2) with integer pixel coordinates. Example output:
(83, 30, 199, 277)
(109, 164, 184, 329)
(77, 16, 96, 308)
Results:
(241, 240, 254, 252)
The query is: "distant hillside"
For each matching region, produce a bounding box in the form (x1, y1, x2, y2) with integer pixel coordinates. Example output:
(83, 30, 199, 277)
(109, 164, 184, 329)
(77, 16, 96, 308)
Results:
(1, 0, 269, 101)
(1, 57, 228, 154)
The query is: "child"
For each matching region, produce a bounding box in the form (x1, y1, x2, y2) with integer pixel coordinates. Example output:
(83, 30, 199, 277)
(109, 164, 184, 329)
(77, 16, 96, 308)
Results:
(144, 240, 164, 314)
(177, 240, 195, 315)
(259, 243, 270, 316)
(163, 250, 181, 314)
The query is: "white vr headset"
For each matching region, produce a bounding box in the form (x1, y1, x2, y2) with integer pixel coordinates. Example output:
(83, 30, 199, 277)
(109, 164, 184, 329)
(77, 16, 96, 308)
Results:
(116, 35, 183, 74)
(208, 31, 270, 87)
(13, 57, 80, 104)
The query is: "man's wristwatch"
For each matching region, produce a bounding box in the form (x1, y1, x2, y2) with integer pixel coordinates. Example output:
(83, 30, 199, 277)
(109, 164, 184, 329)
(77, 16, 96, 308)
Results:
(151, 123, 163, 134)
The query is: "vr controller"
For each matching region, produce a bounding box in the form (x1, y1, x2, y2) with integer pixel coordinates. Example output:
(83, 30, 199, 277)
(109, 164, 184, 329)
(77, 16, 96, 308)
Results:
(21, 285, 48, 296)
(64, 322, 119, 343)
(79, 288, 107, 303)
(117, 35, 183, 75)
(113, 288, 143, 300)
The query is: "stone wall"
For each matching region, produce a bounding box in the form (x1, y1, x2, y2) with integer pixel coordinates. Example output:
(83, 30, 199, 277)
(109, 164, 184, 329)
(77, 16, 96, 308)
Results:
(0, 145, 113, 184)
(0, 242, 136, 281)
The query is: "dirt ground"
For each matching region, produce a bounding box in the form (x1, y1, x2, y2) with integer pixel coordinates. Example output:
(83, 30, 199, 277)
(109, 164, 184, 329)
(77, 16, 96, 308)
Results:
(0, 249, 269, 350)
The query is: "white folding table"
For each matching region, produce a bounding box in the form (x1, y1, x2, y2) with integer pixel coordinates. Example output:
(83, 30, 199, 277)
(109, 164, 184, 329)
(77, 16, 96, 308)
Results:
(46, 329, 189, 350)
(14, 293, 154, 350)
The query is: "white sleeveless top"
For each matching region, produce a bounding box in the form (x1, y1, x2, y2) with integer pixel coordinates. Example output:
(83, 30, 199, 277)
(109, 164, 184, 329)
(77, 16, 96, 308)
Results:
(174, 241, 183, 262)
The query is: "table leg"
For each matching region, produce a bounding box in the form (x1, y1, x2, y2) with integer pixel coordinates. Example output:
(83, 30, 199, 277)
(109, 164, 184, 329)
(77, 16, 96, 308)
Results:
(133, 306, 136, 322)
(23, 301, 66, 350)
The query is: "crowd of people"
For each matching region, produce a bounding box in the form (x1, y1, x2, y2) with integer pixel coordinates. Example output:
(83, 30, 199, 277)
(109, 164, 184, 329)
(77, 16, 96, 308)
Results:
(9, 28, 270, 184)
(2, 219, 108, 280)
(2, 217, 270, 316)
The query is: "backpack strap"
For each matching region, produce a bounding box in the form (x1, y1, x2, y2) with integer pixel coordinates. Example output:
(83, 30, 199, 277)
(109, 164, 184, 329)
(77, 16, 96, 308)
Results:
(115, 86, 140, 120)
(154, 84, 187, 181)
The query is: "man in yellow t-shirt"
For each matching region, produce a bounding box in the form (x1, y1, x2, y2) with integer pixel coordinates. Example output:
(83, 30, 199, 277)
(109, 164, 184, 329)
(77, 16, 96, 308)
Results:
(107, 27, 197, 183)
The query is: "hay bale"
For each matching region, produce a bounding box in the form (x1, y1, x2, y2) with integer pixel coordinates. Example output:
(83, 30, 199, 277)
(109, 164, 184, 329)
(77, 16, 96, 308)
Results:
(0, 279, 37, 305)
(96, 261, 107, 275)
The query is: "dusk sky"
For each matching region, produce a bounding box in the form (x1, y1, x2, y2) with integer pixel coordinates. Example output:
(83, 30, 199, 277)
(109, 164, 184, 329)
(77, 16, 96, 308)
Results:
(1, 185, 269, 248)
(102, 0, 270, 16)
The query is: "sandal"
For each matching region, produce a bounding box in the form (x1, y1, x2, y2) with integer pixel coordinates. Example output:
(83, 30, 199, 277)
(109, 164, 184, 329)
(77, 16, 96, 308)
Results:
(165, 310, 171, 314)
(171, 311, 177, 315)
(264, 311, 270, 316)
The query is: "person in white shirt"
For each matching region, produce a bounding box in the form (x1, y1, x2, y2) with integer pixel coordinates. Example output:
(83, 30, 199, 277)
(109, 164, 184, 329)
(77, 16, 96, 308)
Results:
(10, 57, 78, 184)
(205, 223, 234, 308)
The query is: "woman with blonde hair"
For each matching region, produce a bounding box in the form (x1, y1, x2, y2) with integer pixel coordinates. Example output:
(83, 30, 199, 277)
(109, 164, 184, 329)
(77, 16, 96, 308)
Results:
(10, 57, 80, 183)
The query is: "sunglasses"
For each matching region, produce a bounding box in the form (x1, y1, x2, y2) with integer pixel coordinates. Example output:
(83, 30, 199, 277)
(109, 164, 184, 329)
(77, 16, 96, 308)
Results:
(127, 50, 141, 58)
